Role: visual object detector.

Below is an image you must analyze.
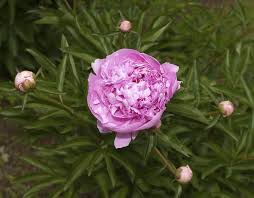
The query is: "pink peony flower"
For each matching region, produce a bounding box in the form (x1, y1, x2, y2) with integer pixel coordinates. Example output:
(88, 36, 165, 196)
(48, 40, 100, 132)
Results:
(87, 49, 180, 148)
(218, 100, 234, 117)
(176, 165, 193, 184)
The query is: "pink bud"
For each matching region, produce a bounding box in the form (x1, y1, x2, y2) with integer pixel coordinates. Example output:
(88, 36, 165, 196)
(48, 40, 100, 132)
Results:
(119, 20, 132, 33)
(14, 71, 36, 92)
(218, 101, 234, 117)
(176, 165, 193, 184)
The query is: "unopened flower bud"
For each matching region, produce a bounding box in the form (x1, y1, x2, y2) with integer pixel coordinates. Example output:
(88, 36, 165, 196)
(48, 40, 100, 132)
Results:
(218, 101, 234, 117)
(14, 71, 36, 92)
(119, 20, 132, 33)
(176, 165, 193, 184)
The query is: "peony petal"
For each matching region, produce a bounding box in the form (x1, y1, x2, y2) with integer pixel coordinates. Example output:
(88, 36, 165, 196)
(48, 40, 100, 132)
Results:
(140, 53, 161, 69)
(161, 63, 179, 74)
(91, 59, 105, 75)
(114, 133, 132, 149)
(97, 120, 111, 133)
(136, 108, 165, 131)
(131, 132, 138, 140)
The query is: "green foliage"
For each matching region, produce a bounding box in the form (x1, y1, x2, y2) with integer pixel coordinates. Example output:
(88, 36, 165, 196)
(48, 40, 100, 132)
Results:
(1, 0, 254, 197)
(0, 0, 58, 77)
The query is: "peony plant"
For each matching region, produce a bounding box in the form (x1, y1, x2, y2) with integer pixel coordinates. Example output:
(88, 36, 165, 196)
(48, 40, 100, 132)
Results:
(0, 1, 253, 197)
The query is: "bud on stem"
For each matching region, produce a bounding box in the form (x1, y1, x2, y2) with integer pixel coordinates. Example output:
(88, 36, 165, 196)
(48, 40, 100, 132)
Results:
(14, 70, 36, 92)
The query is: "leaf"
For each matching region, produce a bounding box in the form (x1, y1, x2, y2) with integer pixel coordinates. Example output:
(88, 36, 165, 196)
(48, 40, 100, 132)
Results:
(35, 16, 59, 24)
(57, 35, 68, 101)
(167, 103, 208, 124)
(64, 152, 94, 191)
(240, 46, 251, 76)
(174, 185, 182, 198)
(211, 86, 250, 106)
(105, 155, 117, 187)
(241, 76, 254, 107)
(201, 163, 225, 179)
(205, 115, 221, 130)
(51, 187, 64, 198)
(24, 119, 65, 130)
(231, 163, 254, 171)
(108, 150, 135, 180)
(236, 129, 249, 155)
(142, 21, 171, 42)
(38, 110, 67, 120)
(112, 187, 129, 198)
(144, 135, 155, 161)
(168, 103, 238, 141)
(192, 59, 200, 104)
(14, 173, 51, 184)
(69, 54, 80, 84)
(31, 93, 74, 115)
(202, 143, 229, 161)
(57, 137, 97, 150)
(215, 123, 238, 141)
(94, 172, 110, 198)
(26, 49, 56, 75)
(157, 132, 192, 157)
(22, 93, 28, 111)
(61, 47, 96, 64)
(87, 150, 104, 176)
(137, 11, 145, 34)
(23, 178, 65, 198)
(0, 110, 23, 117)
(75, 18, 105, 54)
(8, 0, 15, 25)
(21, 157, 55, 175)
(36, 87, 66, 95)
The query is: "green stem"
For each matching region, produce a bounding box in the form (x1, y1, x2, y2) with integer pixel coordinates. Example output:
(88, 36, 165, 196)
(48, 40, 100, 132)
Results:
(154, 147, 176, 175)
